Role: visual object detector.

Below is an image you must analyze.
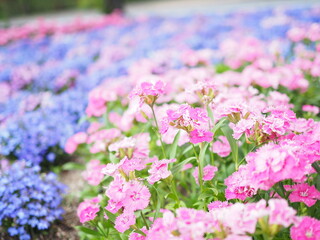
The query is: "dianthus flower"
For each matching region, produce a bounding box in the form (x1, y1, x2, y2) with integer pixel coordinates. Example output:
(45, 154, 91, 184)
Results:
(288, 183, 320, 207)
(147, 158, 176, 184)
(77, 196, 101, 223)
(193, 165, 218, 184)
(82, 159, 106, 186)
(212, 136, 231, 157)
(65, 132, 87, 154)
(189, 129, 213, 144)
(115, 210, 136, 233)
(290, 216, 320, 240)
(129, 78, 166, 106)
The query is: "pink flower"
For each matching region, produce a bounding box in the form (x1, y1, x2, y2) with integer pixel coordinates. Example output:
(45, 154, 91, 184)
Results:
(160, 104, 209, 134)
(181, 163, 193, 171)
(189, 129, 213, 144)
(86, 87, 117, 117)
(193, 165, 218, 184)
(267, 199, 297, 228)
(147, 159, 176, 184)
(115, 210, 136, 233)
(302, 105, 319, 115)
(130, 78, 166, 106)
(129, 227, 148, 240)
(287, 27, 306, 42)
(288, 183, 320, 207)
(290, 216, 320, 240)
(64, 132, 87, 154)
(212, 136, 231, 157)
(77, 197, 101, 223)
(207, 201, 230, 211)
(82, 159, 106, 186)
(124, 180, 151, 211)
(225, 165, 257, 201)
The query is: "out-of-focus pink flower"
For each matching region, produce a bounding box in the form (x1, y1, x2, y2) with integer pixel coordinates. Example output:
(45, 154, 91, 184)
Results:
(82, 159, 106, 186)
(64, 132, 87, 154)
(290, 216, 320, 240)
(77, 197, 101, 223)
(287, 27, 306, 42)
(193, 165, 218, 184)
(207, 201, 230, 211)
(302, 105, 319, 115)
(212, 136, 231, 157)
(129, 227, 148, 240)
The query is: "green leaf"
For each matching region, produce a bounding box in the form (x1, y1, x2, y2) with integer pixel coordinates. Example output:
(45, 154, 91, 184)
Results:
(75, 226, 104, 237)
(206, 105, 214, 127)
(181, 145, 193, 155)
(169, 130, 181, 159)
(152, 186, 161, 221)
(212, 118, 227, 135)
(171, 157, 197, 174)
(62, 162, 85, 171)
(221, 125, 239, 170)
(109, 152, 117, 163)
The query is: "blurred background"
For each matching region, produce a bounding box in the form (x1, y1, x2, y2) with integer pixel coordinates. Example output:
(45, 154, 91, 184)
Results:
(0, 0, 130, 20)
(1, 0, 319, 25)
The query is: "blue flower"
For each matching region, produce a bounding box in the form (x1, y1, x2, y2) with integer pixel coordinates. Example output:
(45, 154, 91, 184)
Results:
(0, 162, 66, 239)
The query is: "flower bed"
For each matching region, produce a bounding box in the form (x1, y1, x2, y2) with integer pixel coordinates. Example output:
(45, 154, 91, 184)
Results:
(1, 6, 320, 240)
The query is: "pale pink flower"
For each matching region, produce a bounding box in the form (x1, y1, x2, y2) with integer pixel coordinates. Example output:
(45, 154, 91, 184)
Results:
(115, 210, 136, 233)
(287, 27, 306, 42)
(82, 159, 106, 186)
(212, 136, 231, 157)
(207, 201, 230, 211)
(290, 216, 320, 240)
(288, 183, 320, 207)
(267, 199, 297, 228)
(302, 105, 319, 115)
(147, 159, 176, 184)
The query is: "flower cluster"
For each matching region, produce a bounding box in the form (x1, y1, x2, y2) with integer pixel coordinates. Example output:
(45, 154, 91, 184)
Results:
(0, 162, 66, 240)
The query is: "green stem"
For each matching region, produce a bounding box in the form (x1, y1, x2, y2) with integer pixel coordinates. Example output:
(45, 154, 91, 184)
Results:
(192, 144, 203, 191)
(150, 105, 167, 158)
(140, 211, 150, 230)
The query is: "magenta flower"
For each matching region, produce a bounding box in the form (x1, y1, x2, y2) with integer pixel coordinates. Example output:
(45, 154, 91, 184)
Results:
(189, 129, 213, 144)
(288, 183, 320, 207)
(290, 216, 320, 240)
